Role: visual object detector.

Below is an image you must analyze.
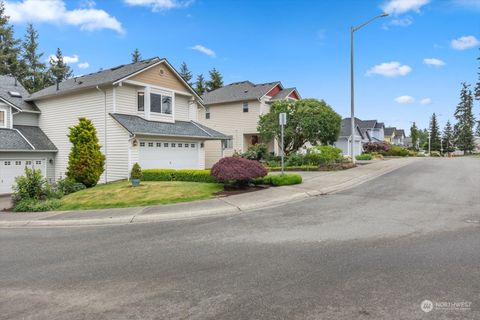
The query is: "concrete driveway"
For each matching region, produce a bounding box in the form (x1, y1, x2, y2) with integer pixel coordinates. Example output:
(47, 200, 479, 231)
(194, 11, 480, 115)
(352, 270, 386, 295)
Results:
(0, 157, 479, 319)
(0, 195, 12, 211)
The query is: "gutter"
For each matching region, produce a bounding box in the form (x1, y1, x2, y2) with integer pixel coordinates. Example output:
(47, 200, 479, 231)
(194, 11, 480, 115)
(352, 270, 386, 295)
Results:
(96, 86, 108, 183)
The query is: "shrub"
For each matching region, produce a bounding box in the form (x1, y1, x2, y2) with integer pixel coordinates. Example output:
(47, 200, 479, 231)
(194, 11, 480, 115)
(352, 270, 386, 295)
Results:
(383, 145, 410, 157)
(12, 167, 48, 204)
(256, 174, 303, 186)
(130, 163, 143, 180)
(241, 143, 269, 161)
(285, 153, 305, 166)
(304, 145, 342, 165)
(363, 141, 390, 153)
(430, 151, 441, 157)
(142, 169, 218, 183)
(356, 153, 372, 161)
(268, 165, 319, 171)
(55, 177, 86, 196)
(211, 157, 267, 184)
(13, 198, 61, 212)
(66, 117, 106, 187)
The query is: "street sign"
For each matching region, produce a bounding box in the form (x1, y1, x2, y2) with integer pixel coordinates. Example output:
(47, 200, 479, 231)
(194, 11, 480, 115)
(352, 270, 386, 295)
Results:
(279, 112, 287, 125)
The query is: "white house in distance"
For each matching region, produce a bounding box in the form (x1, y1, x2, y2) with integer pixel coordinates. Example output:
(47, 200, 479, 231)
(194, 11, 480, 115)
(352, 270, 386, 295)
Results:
(198, 80, 301, 168)
(0, 57, 228, 194)
(334, 118, 366, 158)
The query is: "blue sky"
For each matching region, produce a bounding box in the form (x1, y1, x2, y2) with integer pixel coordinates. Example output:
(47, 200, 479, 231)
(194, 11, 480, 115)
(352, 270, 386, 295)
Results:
(5, 0, 480, 131)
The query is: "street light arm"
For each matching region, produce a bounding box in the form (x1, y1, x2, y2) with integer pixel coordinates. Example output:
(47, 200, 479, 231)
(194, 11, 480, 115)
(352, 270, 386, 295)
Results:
(352, 13, 389, 32)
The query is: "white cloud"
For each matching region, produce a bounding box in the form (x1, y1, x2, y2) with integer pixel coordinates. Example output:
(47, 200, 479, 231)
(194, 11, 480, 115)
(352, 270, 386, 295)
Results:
(78, 62, 90, 69)
(48, 54, 79, 64)
(5, 0, 124, 33)
(451, 35, 480, 50)
(382, 0, 430, 15)
(395, 95, 415, 104)
(190, 44, 216, 58)
(383, 16, 414, 29)
(124, 0, 193, 11)
(420, 98, 432, 105)
(423, 58, 446, 66)
(366, 61, 412, 77)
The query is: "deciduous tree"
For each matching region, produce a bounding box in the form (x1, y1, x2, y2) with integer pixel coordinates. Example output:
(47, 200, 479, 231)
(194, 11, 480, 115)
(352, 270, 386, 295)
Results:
(258, 99, 341, 155)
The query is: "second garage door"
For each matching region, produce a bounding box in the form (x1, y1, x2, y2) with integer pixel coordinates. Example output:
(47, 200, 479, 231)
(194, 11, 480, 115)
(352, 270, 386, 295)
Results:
(0, 159, 46, 194)
(139, 141, 199, 170)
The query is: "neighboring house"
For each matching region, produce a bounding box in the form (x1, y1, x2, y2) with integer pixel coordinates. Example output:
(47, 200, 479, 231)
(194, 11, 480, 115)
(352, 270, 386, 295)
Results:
(356, 119, 385, 142)
(10, 57, 227, 193)
(392, 129, 406, 146)
(333, 118, 365, 157)
(404, 137, 413, 148)
(0, 75, 57, 194)
(384, 127, 396, 143)
(198, 80, 300, 168)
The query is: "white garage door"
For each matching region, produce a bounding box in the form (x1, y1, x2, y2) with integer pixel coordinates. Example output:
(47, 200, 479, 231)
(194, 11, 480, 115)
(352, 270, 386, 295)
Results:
(139, 141, 199, 170)
(0, 159, 46, 194)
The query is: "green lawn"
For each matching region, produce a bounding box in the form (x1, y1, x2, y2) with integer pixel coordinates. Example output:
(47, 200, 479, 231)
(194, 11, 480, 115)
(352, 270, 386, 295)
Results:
(58, 181, 223, 211)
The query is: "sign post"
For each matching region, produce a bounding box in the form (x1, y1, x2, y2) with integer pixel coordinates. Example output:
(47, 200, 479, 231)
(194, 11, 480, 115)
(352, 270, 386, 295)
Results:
(279, 113, 287, 175)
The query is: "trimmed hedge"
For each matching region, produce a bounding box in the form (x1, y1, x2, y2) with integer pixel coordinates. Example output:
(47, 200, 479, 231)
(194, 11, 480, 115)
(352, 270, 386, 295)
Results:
(142, 169, 218, 183)
(256, 174, 303, 186)
(356, 153, 372, 160)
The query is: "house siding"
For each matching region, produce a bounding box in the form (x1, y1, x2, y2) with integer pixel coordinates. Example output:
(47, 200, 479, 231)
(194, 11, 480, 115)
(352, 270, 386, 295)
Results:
(0, 103, 11, 128)
(13, 112, 39, 126)
(130, 64, 187, 93)
(37, 88, 130, 183)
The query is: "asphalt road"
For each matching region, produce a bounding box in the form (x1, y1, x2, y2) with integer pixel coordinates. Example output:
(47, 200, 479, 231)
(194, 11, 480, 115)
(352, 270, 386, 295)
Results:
(1, 157, 479, 320)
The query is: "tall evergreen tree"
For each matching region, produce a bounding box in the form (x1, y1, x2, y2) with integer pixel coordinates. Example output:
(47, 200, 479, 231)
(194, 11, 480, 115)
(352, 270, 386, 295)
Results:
(442, 120, 455, 154)
(429, 113, 441, 152)
(21, 24, 48, 93)
(454, 82, 475, 154)
(49, 48, 73, 84)
(195, 74, 206, 96)
(131, 48, 141, 63)
(179, 61, 192, 85)
(66, 117, 105, 187)
(410, 122, 419, 150)
(475, 51, 480, 135)
(206, 68, 223, 92)
(0, 2, 21, 78)
(418, 128, 429, 151)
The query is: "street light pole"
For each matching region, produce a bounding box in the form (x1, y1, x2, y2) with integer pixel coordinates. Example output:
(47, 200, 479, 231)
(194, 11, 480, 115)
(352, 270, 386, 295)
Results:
(350, 13, 388, 164)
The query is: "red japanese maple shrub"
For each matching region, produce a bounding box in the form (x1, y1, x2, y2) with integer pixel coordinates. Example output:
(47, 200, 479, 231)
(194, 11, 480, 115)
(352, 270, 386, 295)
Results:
(211, 157, 267, 184)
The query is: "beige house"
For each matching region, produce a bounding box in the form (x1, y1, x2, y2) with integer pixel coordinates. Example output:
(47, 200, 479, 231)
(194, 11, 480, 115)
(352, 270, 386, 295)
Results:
(1, 57, 226, 191)
(198, 81, 300, 168)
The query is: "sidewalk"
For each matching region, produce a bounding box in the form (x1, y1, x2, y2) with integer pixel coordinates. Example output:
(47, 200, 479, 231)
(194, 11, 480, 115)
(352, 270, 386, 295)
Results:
(0, 157, 418, 227)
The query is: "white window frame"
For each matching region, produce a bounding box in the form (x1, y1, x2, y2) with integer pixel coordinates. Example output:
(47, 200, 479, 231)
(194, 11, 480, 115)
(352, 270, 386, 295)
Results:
(0, 110, 5, 128)
(242, 101, 249, 113)
(137, 91, 145, 112)
(205, 106, 210, 119)
(149, 90, 173, 115)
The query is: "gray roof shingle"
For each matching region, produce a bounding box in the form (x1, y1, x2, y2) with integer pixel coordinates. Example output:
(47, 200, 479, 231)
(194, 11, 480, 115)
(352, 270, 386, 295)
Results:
(110, 113, 228, 140)
(0, 129, 33, 150)
(271, 88, 299, 100)
(0, 75, 39, 112)
(0, 126, 57, 151)
(385, 127, 396, 136)
(27, 58, 162, 101)
(340, 118, 364, 138)
(202, 81, 280, 105)
(14, 125, 57, 151)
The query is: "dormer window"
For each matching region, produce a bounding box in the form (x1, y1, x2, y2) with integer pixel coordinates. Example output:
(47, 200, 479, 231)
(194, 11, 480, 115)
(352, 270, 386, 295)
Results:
(0, 110, 5, 127)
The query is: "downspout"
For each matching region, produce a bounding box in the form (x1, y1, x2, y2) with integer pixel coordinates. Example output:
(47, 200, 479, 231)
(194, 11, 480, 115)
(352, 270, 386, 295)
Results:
(96, 86, 108, 183)
(128, 133, 137, 180)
